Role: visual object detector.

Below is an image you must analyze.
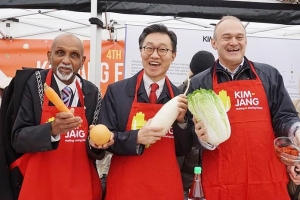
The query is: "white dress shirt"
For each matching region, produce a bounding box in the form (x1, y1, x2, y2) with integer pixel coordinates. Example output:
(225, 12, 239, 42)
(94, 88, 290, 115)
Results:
(219, 59, 244, 79)
(143, 73, 165, 99)
(54, 75, 82, 107)
(51, 74, 82, 142)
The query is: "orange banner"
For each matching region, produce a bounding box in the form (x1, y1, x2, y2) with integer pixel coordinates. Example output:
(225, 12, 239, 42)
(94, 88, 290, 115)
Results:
(0, 39, 125, 94)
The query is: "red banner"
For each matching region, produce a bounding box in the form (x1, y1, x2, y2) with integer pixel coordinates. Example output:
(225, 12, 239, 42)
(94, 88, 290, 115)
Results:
(0, 39, 125, 94)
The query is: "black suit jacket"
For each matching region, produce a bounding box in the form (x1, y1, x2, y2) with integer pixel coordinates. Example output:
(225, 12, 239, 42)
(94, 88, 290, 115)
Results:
(0, 68, 41, 200)
(99, 70, 192, 156)
(12, 69, 103, 157)
(0, 87, 14, 200)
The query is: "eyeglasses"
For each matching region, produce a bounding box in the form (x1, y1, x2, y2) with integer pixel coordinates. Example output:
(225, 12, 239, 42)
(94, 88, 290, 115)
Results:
(140, 46, 173, 56)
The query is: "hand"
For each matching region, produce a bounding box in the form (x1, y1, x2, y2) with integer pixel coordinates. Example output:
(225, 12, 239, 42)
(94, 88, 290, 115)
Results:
(287, 165, 300, 185)
(294, 127, 300, 145)
(51, 108, 82, 136)
(137, 119, 165, 146)
(176, 94, 188, 123)
(88, 126, 115, 149)
(193, 117, 208, 142)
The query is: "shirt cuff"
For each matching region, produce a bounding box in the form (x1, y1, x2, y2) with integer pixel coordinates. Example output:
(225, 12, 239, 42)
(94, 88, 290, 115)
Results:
(177, 116, 188, 129)
(51, 134, 60, 142)
(198, 138, 217, 150)
(136, 144, 143, 155)
(289, 122, 300, 137)
(177, 122, 187, 129)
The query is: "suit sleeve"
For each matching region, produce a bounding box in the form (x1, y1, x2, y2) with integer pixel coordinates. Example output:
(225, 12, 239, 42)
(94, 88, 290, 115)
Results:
(12, 76, 58, 154)
(265, 67, 300, 137)
(86, 87, 105, 160)
(99, 84, 140, 156)
(0, 88, 14, 199)
(171, 85, 193, 156)
(172, 122, 193, 157)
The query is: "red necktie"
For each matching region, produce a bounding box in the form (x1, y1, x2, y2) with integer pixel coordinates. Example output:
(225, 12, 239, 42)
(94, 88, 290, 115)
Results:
(149, 83, 159, 104)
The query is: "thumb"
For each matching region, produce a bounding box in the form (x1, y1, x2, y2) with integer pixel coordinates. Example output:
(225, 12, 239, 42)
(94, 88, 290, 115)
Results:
(147, 118, 152, 125)
(89, 125, 95, 130)
(70, 108, 75, 115)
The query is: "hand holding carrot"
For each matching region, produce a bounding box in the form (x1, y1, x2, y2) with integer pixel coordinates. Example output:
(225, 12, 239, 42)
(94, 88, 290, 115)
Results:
(51, 108, 82, 136)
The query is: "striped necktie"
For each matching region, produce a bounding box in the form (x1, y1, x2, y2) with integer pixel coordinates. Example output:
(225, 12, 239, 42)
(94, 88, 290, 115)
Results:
(61, 86, 72, 106)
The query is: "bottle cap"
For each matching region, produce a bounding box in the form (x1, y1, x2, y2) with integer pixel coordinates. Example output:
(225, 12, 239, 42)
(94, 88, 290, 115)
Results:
(194, 166, 202, 174)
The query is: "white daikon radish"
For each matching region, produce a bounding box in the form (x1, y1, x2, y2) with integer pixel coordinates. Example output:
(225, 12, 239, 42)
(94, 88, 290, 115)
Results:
(149, 96, 180, 134)
(149, 75, 190, 134)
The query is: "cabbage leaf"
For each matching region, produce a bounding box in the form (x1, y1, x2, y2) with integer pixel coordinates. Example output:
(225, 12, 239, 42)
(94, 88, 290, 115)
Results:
(187, 88, 231, 145)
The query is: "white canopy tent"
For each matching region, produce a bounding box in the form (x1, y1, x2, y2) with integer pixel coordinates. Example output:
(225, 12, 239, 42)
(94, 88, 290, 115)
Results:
(1, 0, 300, 86)
(2, 1, 300, 198)
(2, 7, 300, 40)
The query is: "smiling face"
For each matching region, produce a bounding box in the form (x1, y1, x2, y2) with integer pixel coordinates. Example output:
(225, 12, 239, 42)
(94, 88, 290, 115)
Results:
(211, 18, 247, 71)
(140, 32, 176, 82)
(47, 34, 86, 85)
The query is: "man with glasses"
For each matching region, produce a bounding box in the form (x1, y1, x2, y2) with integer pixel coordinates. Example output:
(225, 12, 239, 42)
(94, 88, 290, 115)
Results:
(99, 24, 192, 200)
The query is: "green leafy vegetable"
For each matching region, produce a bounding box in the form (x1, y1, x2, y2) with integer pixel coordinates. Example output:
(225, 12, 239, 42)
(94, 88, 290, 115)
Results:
(187, 88, 231, 145)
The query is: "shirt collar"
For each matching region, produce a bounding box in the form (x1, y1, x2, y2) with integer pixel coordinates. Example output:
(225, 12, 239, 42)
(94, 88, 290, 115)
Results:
(53, 74, 78, 94)
(219, 58, 244, 76)
(143, 73, 165, 95)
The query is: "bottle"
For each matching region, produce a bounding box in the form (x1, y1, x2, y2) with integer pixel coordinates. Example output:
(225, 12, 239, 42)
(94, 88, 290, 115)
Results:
(188, 166, 205, 200)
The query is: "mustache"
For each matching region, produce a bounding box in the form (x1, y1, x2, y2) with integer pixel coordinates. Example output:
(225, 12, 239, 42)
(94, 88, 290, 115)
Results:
(58, 65, 72, 69)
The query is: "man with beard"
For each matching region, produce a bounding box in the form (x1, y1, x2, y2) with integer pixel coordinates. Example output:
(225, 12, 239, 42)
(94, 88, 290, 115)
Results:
(11, 33, 113, 200)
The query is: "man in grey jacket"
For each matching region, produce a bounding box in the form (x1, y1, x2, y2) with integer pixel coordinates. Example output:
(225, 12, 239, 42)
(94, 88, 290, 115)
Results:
(188, 15, 300, 200)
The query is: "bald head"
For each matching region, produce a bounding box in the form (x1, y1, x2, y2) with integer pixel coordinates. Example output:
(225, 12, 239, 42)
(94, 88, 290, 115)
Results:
(51, 33, 84, 54)
(47, 33, 86, 85)
(213, 16, 246, 40)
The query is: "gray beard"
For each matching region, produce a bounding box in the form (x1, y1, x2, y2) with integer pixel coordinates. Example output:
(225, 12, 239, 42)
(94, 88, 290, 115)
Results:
(56, 66, 74, 81)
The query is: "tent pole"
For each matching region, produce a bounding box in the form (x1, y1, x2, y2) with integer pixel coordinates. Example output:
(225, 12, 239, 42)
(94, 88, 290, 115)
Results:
(89, 0, 102, 90)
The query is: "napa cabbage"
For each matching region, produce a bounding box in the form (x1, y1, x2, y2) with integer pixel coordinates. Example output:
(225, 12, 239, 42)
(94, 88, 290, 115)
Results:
(187, 88, 231, 145)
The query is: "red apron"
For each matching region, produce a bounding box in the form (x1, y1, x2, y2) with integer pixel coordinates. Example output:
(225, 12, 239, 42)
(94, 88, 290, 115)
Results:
(201, 62, 289, 199)
(17, 70, 101, 200)
(105, 71, 183, 200)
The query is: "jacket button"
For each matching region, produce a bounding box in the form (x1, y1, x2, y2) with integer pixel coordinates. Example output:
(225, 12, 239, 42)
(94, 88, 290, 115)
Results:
(16, 183, 21, 189)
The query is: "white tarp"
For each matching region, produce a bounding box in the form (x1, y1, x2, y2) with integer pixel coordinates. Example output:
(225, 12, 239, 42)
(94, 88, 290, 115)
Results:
(124, 24, 300, 100)
(1, 9, 300, 40)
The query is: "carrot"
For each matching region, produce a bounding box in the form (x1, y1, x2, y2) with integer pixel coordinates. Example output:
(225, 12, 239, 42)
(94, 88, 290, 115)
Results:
(44, 83, 71, 113)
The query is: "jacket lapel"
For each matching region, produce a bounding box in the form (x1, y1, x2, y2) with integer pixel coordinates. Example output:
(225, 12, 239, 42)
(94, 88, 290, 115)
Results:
(81, 78, 92, 113)
(157, 80, 172, 103)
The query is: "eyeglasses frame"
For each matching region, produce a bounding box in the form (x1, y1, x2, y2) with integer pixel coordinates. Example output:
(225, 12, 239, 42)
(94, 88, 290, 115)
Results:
(140, 46, 173, 56)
